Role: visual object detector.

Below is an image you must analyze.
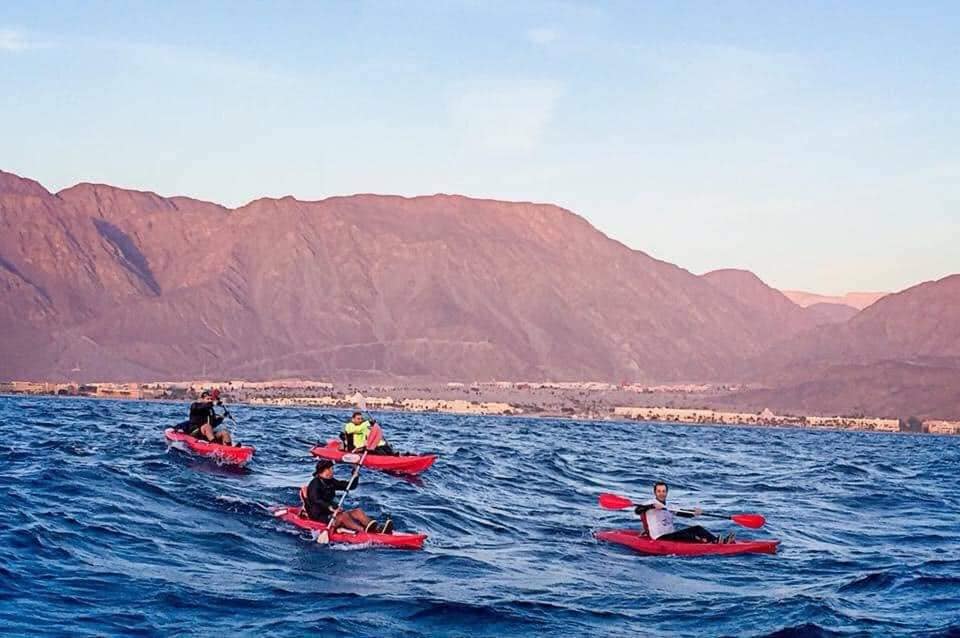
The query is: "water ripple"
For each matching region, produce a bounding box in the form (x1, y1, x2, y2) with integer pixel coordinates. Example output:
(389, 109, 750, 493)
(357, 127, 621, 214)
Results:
(0, 396, 958, 636)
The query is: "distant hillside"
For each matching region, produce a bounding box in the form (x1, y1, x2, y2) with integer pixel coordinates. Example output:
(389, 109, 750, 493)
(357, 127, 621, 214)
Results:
(716, 360, 960, 421)
(804, 302, 859, 325)
(1, 169, 790, 383)
(782, 290, 887, 310)
(3, 169, 957, 418)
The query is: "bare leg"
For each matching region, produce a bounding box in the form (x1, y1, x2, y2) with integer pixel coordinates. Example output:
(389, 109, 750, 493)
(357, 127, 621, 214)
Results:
(199, 423, 215, 441)
(345, 508, 373, 529)
(332, 510, 367, 532)
(216, 430, 233, 445)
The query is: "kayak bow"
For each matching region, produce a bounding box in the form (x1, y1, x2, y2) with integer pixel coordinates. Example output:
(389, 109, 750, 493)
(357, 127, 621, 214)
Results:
(164, 428, 254, 465)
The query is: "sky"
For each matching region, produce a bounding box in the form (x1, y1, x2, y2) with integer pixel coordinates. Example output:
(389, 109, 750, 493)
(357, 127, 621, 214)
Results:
(1, 1, 958, 295)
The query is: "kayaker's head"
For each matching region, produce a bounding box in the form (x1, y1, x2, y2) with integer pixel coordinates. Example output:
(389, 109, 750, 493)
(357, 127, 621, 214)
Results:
(351, 411, 364, 425)
(314, 459, 334, 478)
(200, 390, 214, 403)
(210, 388, 221, 401)
(654, 481, 668, 504)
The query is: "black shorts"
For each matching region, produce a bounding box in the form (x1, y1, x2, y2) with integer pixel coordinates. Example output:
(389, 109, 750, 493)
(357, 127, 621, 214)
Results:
(367, 443, 398, 456)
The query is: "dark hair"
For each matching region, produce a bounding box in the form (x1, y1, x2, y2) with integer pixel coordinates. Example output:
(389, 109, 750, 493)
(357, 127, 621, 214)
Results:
(314, 460, 334, 474)
(654, 481, 668, 493)
(352, 411, 363, 418)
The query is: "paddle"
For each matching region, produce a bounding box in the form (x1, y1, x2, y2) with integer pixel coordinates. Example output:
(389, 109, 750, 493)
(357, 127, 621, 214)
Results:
(598, 492, 766, 529)
(316, 424, 382, 544)
(218, 403, 244, 446)
(222, 406, 239, 428)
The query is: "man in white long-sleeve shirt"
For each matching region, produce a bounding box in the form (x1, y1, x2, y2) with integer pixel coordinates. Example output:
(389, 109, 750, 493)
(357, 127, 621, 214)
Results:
(634, 481, 733, 543)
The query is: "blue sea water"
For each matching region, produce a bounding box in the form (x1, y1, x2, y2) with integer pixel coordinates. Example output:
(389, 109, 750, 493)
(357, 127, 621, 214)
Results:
(0, 395, 958, 637)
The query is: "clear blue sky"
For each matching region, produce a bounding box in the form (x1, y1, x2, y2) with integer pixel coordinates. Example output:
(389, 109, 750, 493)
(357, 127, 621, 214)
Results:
(2, 1, 957, 294)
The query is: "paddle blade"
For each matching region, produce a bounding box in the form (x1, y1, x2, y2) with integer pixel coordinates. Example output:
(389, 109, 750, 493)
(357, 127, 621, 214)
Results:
(599, 493, 634, 510)
(731, 513, 766, 529)
(366, 424, 382, 450)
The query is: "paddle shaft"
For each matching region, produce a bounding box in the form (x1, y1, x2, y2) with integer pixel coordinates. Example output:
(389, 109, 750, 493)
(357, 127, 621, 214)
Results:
(602, 494, 705, 517)
(682, 510, 730, 520)
(324, 425, 381, 531)
(599, 493, 765, 529)
(328, 446, 371, 524)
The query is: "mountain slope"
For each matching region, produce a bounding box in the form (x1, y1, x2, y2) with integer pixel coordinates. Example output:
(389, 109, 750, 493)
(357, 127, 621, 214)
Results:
(782, 290, 887, 310)
(2, 171, 792, 382)
(717, 361, 960, 420)
(804, 302, 859, 325)
(756, 275, 960, 382)
(3, 167, 956, 422)
(701, 269, 820, 339)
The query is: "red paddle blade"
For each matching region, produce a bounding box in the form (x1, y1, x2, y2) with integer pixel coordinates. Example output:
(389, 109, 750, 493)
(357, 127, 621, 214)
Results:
(598, 493, 634, 510)
(731, 513, 766, 528)
(366, 424, 382, 450)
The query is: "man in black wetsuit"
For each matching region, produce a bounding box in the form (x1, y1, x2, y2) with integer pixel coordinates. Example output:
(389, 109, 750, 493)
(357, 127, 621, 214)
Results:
(177, 389, 233, 445)
(299, 460, 392, 534)
(634, 482, 734, 544)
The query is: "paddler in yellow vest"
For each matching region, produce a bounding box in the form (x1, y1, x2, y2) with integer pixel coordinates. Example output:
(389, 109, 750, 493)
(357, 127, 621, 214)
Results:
(342, 412, 396, 455)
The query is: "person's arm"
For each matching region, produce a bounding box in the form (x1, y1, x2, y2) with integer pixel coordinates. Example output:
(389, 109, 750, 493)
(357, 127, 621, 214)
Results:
(333, 475, 359, 491)
(207, 404, 222, 425)
(634, 501, 672, 515)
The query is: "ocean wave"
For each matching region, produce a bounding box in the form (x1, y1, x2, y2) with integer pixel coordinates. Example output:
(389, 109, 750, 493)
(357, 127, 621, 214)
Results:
(1, 396, 958, 636)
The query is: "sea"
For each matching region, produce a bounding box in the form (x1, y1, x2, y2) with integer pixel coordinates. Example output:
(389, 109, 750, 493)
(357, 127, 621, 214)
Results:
(1, 395, 957, 637)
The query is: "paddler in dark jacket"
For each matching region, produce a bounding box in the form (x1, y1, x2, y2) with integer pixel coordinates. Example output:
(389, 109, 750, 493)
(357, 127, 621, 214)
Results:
(177, 389, 234, 445)
(300, 460, 393, 533)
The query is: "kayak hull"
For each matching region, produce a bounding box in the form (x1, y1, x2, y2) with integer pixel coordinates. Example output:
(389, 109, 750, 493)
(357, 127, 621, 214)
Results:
(273, 506, 427, 549)
(310, 440, 436, 475)
(164, 428, 255, 465)
(595, 529, 779, 556)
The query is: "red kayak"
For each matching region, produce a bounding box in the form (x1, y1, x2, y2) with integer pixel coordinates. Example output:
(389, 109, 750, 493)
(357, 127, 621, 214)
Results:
(164, 428, 255, 465)
(273, 506, 427, 550)
(310, 440, 437, 475)
(595, 529, 779, 556)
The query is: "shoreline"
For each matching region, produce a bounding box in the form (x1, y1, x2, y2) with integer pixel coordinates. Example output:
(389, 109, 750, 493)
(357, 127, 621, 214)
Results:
(3, 384, 958, 436)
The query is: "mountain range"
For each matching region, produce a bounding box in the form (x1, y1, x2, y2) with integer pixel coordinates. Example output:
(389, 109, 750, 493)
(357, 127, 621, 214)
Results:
(1, 169, 957, 419)
(782, 290, 888, 310)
